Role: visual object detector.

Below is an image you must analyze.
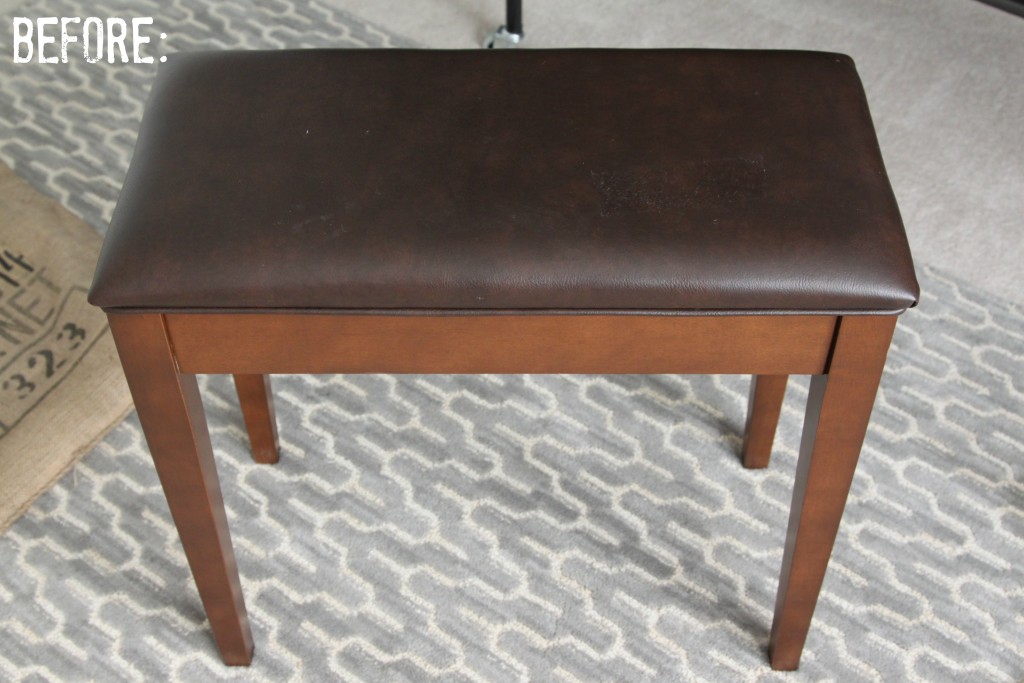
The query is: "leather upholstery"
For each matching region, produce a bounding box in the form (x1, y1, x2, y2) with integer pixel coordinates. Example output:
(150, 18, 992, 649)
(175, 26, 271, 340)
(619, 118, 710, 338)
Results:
(89, 49, 919, 313)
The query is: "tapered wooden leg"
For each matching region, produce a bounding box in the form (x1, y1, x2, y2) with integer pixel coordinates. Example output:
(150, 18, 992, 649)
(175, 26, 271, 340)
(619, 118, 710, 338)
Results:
(108, 314, 254, 666)
(741, 374, 788, 469)
(768, 316, 897, 670)
(233, 374, 280, 464)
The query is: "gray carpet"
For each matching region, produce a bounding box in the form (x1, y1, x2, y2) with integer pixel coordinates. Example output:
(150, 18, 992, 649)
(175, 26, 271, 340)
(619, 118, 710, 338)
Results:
(2, 0, 1023, 681)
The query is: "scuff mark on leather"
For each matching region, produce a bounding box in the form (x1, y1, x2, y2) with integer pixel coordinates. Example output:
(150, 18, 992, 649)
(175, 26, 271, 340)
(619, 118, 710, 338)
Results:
(289, 213, 338, 233)
(591, 157, 766, 216)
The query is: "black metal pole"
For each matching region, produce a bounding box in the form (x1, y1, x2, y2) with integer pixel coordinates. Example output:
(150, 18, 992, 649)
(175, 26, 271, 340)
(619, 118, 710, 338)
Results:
(507, 0, 523, 37)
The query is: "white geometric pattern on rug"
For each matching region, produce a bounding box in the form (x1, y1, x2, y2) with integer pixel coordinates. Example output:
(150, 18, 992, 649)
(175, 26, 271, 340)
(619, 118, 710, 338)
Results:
(1, 0, 1022, 680)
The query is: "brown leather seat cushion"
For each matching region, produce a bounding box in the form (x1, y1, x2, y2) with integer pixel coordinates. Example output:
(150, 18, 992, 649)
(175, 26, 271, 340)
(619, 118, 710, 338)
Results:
(89, 49, 918, 313)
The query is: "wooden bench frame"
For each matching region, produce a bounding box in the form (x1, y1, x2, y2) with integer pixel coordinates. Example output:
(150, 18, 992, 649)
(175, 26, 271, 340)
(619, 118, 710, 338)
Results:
(107, 310, 898, 670)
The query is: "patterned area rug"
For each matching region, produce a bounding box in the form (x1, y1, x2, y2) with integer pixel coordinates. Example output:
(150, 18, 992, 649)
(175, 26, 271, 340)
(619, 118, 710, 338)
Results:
(1, 0, 1022, 681)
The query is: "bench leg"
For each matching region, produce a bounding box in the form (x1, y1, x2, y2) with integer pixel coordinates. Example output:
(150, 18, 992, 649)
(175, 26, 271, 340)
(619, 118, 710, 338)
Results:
(741, 374, 788, 469)
(233, 374, 280, 464)
(108, 314, 254, 666)
(769, 315, 896, 670)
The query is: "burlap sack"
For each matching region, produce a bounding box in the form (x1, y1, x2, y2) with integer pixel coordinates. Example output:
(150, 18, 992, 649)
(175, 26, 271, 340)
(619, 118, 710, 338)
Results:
(0, 164, 132, 532)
